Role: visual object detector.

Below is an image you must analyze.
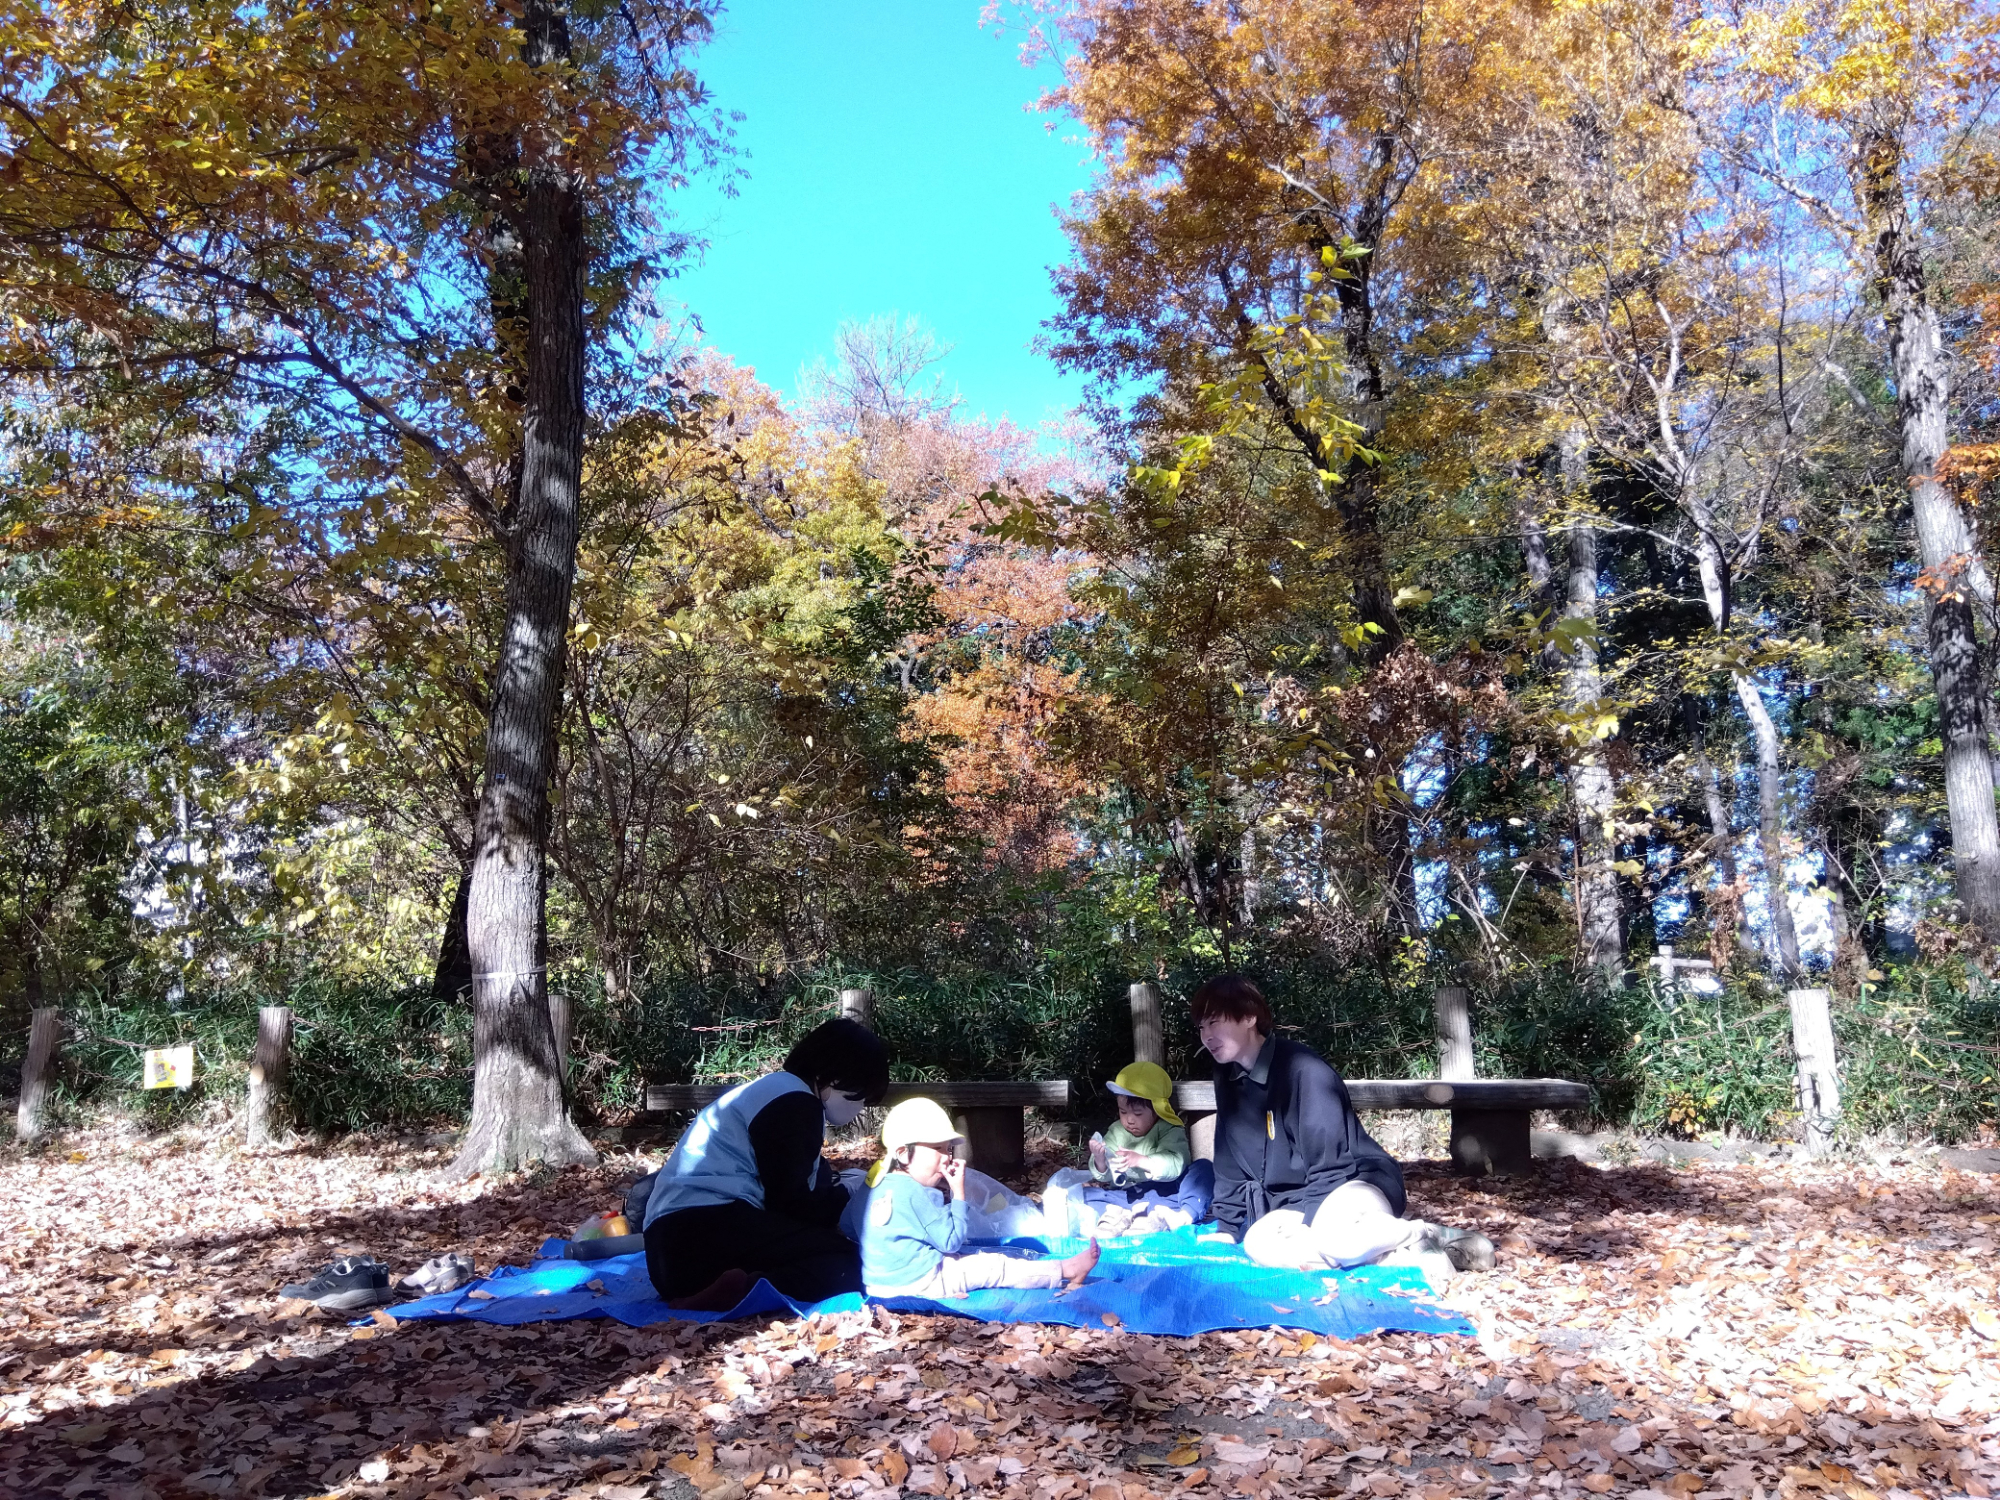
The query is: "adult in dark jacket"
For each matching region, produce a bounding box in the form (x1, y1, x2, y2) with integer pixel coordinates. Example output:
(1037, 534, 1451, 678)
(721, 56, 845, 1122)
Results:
(1193, 975, 1422, 1270)
(640, 1017, 888, 1310)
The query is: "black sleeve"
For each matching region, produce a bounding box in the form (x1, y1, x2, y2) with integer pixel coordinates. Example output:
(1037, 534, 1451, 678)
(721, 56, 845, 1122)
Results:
(747, 1091, 849, 1227)
(1287, 1048, 1365, 1201)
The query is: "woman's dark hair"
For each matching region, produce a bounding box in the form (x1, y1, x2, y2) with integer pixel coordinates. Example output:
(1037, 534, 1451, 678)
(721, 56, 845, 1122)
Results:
(1188, 974, 1274, 1036)
(783, 1017, 890, 1103)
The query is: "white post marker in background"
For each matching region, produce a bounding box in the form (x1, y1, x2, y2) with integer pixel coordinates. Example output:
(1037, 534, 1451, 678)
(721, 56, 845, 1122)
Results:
(143, 1045, 195, 1091)
(1786, 988, 1841, 1157)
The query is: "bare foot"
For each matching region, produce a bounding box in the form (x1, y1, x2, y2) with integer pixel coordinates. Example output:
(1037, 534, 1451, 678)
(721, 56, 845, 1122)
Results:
(1059, 1238, 1100, 1289)
(667, 1267, 753, 1312)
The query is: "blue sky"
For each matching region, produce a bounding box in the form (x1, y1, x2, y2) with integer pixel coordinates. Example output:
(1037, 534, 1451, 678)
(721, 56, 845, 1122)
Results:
(661, 0, 1095, 427)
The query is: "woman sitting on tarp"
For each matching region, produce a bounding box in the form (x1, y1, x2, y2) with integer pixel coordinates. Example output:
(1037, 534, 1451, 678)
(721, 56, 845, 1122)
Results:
(1194, 974, 1492, 1274)
(639, 1017, 889, 1311)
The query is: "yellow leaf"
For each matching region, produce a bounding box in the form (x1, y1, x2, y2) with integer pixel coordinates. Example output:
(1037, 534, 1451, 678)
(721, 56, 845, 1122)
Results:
(1167, 1445, 1202, 1465)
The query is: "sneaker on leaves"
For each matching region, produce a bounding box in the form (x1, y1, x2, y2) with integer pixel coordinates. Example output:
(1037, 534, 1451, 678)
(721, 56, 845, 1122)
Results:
(279, 1255, 392, 1310)
(1421, 1223, 1497, 1272)
(400, 1253, 475, 1295)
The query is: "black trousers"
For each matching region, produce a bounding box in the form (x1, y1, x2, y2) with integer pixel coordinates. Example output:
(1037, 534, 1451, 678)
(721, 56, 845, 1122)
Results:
(644, 1200, 862, 1304)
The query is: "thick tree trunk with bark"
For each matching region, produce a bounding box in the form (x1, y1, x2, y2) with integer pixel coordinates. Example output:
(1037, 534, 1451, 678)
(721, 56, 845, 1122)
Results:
(1860, 128, 2000, 945)
(245, 1005, 292, 1149)
(16, 1008, 59, 1144)
(450, 0, 596, 1179)
(432, 869, 473, 1005)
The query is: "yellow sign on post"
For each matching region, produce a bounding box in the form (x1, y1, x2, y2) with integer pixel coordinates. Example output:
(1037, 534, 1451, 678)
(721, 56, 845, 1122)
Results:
(142, 1045, 194, 1090)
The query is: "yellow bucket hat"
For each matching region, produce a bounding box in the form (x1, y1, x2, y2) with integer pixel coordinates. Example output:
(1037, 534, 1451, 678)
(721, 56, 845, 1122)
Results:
(1106, 1061, 1182, 1126)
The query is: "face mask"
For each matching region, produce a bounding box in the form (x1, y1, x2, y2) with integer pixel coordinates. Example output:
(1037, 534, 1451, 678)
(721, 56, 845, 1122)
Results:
(821, 1088, 867, 1127)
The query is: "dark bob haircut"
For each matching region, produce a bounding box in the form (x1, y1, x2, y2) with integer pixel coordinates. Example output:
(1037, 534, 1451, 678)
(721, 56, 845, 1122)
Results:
(1187, 974, 1274, 1036)
(783, 1017, 890, 1103)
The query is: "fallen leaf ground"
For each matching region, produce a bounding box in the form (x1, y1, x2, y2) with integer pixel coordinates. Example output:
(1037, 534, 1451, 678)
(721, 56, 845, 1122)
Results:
(1, 1128, 1995, 1500)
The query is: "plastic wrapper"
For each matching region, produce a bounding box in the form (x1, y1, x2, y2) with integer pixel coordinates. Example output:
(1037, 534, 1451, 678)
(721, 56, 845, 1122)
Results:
(573, 1210, 630, 1241)
(960, 1167, 1048, 1240)
(1038, 1167, 1097, 1238)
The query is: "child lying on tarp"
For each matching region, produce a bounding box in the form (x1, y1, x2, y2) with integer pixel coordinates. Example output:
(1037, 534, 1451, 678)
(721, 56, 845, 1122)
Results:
(862, 1099, 1098, 1299)
(1047, 1062, 1216, 1237)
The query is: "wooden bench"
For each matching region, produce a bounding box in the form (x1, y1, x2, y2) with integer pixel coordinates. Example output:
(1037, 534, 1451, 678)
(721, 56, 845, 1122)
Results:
(643, 1080, 1070, 1175)
(1172, 1077, 1591, 1176)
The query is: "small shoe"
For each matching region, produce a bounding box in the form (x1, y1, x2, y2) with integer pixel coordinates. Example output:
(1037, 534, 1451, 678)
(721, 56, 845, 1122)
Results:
(1124, 1209, 1169, 1237)
(279, 1255, 392, 1310)
(1417, 1222, 1497, 1273)
(1093, 1205, 1136, 1238)
(400, 1253, 475, 1295)
(1151, 1206, 1195, 1231)
(1379, 1245, 1458, 1286)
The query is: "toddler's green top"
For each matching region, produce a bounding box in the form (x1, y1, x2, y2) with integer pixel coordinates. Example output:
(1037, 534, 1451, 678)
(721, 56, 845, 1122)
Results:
(1092, 1117, 1189, 1183)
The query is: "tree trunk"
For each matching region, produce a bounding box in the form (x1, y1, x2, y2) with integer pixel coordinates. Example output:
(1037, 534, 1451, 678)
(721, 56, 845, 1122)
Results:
(1734, 674, 1802, 976)
(600, 955, 632, 1011)
(245, 1005, 292, 1149)
(1683, 469, 1800, 977)
(432, 868, 474, 1005)
(1562, 517, 1624, 977)
(16, 1008, 59, 1144)
(1693, 735, 1738, 889)
(1433, 985, 1475, 1080)
(1128, 982, 1165, 1067)
(1786, 986, 1841, 1157)
(1860, 126, 2000, 945)
(1238, 825, 1260, 925)
(450, 0, 596, 1179)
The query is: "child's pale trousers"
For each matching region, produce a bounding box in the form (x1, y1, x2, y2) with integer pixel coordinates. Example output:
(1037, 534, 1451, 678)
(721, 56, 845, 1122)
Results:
(875, 1251, 1065, 1299)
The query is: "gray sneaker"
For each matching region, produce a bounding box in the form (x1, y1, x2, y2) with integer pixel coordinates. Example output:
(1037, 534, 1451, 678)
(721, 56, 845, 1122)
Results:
(400, 1253, 475, 1295)
(1418, 1222, 1496, 1272)
(279, 1255, 393, 1310)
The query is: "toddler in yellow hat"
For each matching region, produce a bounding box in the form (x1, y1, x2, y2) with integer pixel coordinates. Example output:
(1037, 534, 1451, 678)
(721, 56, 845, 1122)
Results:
(1092, 1061, 1189, 1184)
(1056, 1061, 1215, 1238)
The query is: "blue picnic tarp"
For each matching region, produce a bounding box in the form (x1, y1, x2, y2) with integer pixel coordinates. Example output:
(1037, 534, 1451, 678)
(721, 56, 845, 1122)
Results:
(387, 1225, 1473, 1340)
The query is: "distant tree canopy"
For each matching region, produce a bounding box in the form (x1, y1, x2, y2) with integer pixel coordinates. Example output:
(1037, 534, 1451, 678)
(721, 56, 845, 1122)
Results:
(4, 0, 2000, 1146)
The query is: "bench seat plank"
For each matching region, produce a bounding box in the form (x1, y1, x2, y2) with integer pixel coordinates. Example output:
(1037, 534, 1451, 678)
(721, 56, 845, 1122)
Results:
(643, 1080, 1070, 1113)
(1170, 1078, 1589, 1113)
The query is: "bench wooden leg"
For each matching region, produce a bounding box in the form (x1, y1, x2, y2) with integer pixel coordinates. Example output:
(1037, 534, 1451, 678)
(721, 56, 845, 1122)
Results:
(1451, 1108, 1532, 1175)
(1185, 1110, 1216, 1163)
(954, 1106, 1025, 1176)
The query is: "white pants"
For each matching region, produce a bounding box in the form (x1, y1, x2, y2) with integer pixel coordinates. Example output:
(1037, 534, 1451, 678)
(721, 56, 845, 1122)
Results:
(1241, 1181, 1416, 1270)
(875, 1252, 1065, 1300)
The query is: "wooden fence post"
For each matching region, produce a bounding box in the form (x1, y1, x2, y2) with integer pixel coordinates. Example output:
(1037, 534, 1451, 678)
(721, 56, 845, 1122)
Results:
(1128, 982, 1165, 1067)
(16, 1008, 59, 1144)
(548, 991, 573, 1081)
(1787, 987, 1841, 1156)
(245, 1005, 292, 1149)
(839, 987, 876, 1031)
(1434, 986, 1475, 1081)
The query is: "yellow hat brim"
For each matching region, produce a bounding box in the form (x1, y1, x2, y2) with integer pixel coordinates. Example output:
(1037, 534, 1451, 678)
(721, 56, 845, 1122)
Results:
(1107, 1081, 1181, 1127)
